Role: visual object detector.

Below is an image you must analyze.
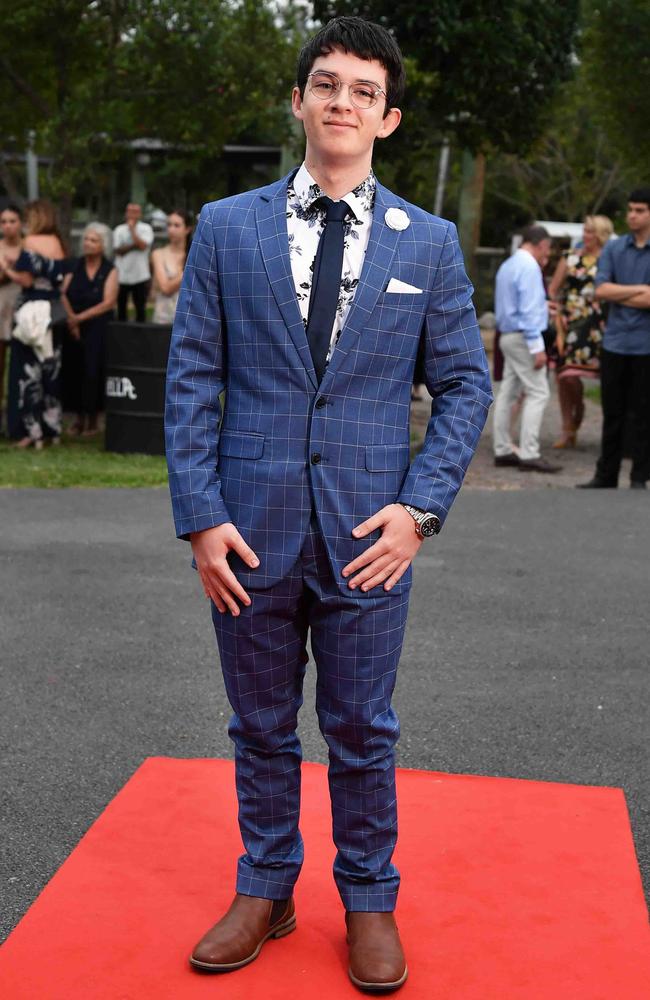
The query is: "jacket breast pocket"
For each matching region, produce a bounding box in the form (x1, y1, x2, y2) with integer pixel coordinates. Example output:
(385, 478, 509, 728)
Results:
(365, 444, 410, 472)
(218, 430, 265, 461)
(382, 290, 424, 302)
(372, 292, 427, 338)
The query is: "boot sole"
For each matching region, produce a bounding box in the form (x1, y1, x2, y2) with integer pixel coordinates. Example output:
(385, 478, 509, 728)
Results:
(348, 964, 408, 992)
(189, 913, 296, 972)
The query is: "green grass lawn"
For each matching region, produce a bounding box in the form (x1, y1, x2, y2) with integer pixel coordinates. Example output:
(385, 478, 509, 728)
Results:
(0, 433, 168, 488)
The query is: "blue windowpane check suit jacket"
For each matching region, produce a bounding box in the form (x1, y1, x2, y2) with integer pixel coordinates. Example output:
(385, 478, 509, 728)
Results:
(165, 171, 493, 595)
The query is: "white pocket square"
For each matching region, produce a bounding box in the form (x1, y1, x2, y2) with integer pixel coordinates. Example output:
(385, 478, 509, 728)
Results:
(386, 278, 423, 294)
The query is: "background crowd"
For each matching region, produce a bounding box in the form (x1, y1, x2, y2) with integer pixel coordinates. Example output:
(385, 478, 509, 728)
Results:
(0, 185, 649, 492)
(491, 188, 650, 489)
(0, 199, 193, 447)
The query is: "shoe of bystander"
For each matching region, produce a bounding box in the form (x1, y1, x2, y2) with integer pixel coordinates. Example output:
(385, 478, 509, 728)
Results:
(494, 453, 520, 468)
(577, 477, 617, 489)
(518, 457, 562, 474)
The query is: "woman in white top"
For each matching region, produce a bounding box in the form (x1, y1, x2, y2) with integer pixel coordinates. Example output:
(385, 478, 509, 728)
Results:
(150, 210, 193, 325)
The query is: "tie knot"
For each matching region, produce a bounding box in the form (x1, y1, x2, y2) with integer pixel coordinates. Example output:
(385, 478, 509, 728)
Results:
(318, 197, 351, 223)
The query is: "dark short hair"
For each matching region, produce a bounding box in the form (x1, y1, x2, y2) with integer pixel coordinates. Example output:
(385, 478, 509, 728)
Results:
(521, 224, 550, 246)
(628, 188, 650, 209)
(1, 202, 22, 219)
(296, 16, 406, 114)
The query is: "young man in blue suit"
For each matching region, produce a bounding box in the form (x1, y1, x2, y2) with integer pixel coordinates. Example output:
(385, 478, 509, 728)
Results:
(166, 16, 491, 992)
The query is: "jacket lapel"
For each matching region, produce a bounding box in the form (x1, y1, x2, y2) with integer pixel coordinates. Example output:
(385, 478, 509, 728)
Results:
(256, 174, 318, 390)
(320, 182, 404, 387)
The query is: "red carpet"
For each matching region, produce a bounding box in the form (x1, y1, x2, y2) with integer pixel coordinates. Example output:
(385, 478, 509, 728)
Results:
(1, 758, 649, 999)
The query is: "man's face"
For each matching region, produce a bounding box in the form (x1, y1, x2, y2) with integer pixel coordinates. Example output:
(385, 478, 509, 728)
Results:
(126, 203, 142, 224)
(1, 210, 21, 241)
(532, 239, 551, 269)
(626, 202, 650, 234)
(291, 48, 401, 166)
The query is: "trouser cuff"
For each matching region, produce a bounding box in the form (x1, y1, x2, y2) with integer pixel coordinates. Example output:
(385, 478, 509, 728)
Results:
(236, 859, 299, 901)
(336, 879, 399, 912)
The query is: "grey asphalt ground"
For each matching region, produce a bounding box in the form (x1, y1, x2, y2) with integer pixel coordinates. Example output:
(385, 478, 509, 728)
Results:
(1, 485, 648, 941)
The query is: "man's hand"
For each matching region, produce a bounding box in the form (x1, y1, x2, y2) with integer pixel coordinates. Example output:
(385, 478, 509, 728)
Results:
(126, 218, 149, 251)
(190, 523, 259, 616)
(342, 503, 422, 593)
(533, 350, 547, 370)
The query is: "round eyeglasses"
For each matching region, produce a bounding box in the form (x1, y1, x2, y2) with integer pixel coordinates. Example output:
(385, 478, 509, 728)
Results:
(307, 71, 387, 110)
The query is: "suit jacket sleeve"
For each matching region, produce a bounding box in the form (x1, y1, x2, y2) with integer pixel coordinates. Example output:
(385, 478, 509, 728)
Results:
(397, 221, 493, 523)
(164, 203, 232, 540)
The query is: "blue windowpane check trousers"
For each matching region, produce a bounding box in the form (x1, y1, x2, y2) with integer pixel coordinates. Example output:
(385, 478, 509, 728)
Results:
(211, 513, 411, 912)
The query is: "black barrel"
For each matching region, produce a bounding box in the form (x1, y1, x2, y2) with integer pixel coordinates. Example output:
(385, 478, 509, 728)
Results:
(104, 321, 172, 455)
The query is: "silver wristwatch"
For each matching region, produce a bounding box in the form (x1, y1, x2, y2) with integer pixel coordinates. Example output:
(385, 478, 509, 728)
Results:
(399, 504, 441, 539)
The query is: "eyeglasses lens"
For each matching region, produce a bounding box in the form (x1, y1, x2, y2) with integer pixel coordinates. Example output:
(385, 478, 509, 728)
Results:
(309, 73, 376, 109)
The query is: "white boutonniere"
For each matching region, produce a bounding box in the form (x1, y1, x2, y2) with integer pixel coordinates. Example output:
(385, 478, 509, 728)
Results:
(385, 208, 410, 231)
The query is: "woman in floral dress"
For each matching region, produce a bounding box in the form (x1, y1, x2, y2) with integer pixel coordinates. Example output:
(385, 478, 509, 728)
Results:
(2, 200, 68, 447)
(548, 215, 613, 448)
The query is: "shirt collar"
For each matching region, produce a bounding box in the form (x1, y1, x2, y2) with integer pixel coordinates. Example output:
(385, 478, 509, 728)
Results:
(292, 162, 375, 221)
(516, 246, 541, 267)
(624, 232, 650, 249)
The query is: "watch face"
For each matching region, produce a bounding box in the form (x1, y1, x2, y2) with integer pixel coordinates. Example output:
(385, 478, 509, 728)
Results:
(420, 515, 440, 537)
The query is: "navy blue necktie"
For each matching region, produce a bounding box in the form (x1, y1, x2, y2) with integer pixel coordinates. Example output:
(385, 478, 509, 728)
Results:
(306, 197, 351, 382)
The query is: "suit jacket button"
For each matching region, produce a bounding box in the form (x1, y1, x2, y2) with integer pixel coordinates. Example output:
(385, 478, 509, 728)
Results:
(311, 452, 321, 464)
(315, 396, 327, 408)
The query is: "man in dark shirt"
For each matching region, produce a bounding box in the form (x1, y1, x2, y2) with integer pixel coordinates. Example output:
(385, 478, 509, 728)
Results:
(579, 187, 650, 489)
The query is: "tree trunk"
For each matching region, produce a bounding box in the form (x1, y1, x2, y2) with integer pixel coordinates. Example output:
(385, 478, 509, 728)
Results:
(0, 153, 21, 202)
(457, 149, 486, 292)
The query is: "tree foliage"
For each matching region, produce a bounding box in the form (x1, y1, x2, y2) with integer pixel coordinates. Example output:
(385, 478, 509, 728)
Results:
(484, 71, 632, 234)
(0, 1, 300, 227)
(312, 0, 580, 154)
(581, 0, 650, 178)
(2, 0, 644, 246)
(124, 0, 298, 148)
(0, 1, 124, 221)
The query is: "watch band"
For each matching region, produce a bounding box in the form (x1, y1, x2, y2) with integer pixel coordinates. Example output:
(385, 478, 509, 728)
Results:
(398, 503, 441, 538)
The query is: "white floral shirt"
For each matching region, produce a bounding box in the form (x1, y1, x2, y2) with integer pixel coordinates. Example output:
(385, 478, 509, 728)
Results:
(287, 162, 375, 365)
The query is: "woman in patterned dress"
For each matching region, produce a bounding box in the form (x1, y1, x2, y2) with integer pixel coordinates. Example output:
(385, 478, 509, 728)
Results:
(548, 215, 613, 448)
(2, 200, 67, 447)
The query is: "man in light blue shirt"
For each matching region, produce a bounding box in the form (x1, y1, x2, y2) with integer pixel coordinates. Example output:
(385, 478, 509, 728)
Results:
(492, 225, 561, 473)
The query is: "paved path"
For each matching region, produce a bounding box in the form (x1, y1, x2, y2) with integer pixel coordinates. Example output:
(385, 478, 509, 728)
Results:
(1, 483, 647, 940)
(412, 376, 629, 491)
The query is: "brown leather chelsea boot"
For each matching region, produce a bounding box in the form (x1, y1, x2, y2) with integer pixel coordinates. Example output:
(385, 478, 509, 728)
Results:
(190, 894, 295, 972)
(346, 911, 408, 992)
